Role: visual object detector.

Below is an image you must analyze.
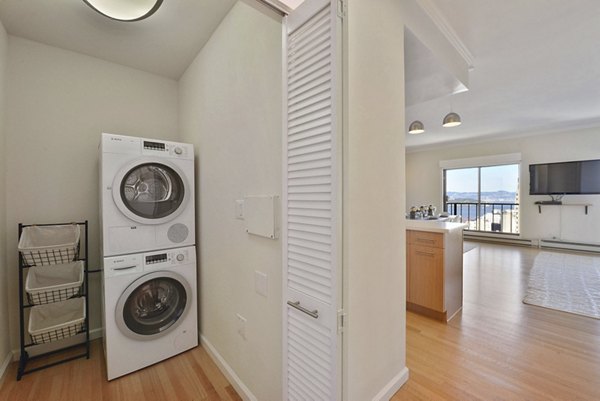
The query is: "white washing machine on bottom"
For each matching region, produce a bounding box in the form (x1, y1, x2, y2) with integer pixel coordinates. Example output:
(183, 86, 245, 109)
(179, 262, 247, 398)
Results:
(102, 246, 198, 380)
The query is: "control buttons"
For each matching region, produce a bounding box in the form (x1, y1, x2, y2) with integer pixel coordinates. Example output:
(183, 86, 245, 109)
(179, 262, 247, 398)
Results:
(174, 147, 183, 155)
(176, 253, 185, 262)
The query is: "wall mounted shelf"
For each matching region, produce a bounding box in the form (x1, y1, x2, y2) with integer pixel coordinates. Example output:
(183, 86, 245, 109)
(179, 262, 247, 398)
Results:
(535, 203, 592, 215)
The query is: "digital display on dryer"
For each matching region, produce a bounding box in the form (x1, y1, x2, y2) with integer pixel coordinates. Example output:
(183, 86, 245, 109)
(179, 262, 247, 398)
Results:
(143, 141, 166, 151)
(146, 254, 168, 264)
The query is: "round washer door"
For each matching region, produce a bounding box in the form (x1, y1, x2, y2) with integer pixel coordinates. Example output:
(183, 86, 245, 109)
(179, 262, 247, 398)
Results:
(112, 158, 190, 225)
(115, 270, 192, 340)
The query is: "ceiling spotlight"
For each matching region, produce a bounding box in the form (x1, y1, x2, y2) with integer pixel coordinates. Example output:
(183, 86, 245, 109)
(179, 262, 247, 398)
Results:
(442, 112, 462, 128)
(408, 120, 425, 135)
(83, 0, 163, 22)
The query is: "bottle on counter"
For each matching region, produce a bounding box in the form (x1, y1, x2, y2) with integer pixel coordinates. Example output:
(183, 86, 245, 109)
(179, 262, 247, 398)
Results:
(409, 207, 417, 219)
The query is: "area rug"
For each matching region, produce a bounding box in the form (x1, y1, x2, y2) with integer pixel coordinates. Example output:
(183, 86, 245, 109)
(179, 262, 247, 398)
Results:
(523, 251, 600, 319)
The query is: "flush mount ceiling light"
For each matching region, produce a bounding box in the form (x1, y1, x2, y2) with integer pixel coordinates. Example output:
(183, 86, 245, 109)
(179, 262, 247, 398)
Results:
(83, 0, 163, 22)
(442, 112, 462, 128)
(408, 120, 425, 135)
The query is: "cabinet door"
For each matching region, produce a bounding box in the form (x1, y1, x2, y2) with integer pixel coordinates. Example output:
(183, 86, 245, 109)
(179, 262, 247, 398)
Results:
(408, 245, 444, 311)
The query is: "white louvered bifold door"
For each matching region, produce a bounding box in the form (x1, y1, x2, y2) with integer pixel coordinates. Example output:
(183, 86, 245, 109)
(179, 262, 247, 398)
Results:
(283, 0, 343, 400)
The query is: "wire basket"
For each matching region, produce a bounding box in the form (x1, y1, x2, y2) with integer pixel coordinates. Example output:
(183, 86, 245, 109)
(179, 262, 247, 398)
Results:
(18, 225, 81, 266)
(25, 262, 84, 305)
(29, 298, 86, 345)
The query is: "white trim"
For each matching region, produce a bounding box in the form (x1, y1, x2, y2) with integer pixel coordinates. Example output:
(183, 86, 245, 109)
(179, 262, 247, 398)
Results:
(440, 153, 522, 169)
(200, 335, 258, 401)
(286, 0, 328, 32)
(258, 0, 292, 14)
(371, 367, 410, 401)
(10, 326, 104, 361)
(416, 0, 474, 70)
(90, 326, 103, 340)
(281, 15, 290, 401)
(0, 352, 12, 380)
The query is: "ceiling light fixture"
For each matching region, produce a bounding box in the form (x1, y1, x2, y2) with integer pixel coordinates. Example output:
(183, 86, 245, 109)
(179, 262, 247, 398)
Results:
(83, 0, 163, 22)
(442, 112, 462, 128)
(408, 120, 425, 135)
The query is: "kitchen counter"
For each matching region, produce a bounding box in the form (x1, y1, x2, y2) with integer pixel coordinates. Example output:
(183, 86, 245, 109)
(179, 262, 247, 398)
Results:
(405, 218, 467, 233)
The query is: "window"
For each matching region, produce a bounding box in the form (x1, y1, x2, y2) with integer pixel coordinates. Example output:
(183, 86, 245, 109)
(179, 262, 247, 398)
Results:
(444, 164, 520, 234)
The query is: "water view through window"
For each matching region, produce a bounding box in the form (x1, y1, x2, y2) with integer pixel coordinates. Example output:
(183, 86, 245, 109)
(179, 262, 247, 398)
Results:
(444, 164, 520, 234)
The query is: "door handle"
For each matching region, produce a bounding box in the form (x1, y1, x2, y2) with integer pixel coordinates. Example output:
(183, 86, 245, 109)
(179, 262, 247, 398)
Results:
(287, 300, 319, 319)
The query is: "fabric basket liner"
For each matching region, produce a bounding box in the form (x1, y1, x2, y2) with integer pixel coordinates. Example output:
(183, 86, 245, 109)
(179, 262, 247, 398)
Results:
(18, 225, 81, 251)
(25, 262, 84, 304)
(28, 298, 86, 336)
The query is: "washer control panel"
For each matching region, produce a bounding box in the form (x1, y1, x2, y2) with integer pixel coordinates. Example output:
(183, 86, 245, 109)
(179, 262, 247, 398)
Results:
(103, 246, 196, 278)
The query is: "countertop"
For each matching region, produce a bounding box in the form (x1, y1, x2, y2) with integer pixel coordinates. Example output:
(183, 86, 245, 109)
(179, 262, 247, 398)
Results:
(405, 219, 467, 233)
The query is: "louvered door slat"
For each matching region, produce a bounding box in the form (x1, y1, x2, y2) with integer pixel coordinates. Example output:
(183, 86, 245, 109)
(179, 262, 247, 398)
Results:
(284, 1, 341, 400)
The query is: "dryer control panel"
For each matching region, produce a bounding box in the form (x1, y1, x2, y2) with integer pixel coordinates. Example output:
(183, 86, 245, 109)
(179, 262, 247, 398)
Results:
(101, 133, 194, 160)
(143, 246, 195, 271)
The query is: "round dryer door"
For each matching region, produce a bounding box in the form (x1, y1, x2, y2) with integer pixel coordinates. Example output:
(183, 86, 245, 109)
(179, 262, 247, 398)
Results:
(113, 159, 190, 225)
(116, 271, 192, 340)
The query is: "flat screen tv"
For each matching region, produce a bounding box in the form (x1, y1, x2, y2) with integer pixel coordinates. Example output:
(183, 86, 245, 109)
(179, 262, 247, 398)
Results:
(529, 159, 600, 195)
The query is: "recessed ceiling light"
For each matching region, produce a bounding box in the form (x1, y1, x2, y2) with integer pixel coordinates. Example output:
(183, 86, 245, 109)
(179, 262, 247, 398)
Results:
(83, 0, 163, 22)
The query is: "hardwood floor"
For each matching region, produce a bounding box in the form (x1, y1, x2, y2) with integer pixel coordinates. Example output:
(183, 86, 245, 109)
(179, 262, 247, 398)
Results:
(0, 341, 241, 401)
(3, 243, 599, 401)
(392, 242, 600, 401)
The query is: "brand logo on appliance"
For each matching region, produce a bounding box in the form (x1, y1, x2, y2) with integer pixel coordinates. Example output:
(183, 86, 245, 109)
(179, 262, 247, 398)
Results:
(110, 137, 122, 141)
(130, 226, 137, 230)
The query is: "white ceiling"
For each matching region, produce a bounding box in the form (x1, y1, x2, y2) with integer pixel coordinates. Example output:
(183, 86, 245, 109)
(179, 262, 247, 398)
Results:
(406, 0, 600, 150)
(1, 0, 598, 146)
(0, 0, 237, 79)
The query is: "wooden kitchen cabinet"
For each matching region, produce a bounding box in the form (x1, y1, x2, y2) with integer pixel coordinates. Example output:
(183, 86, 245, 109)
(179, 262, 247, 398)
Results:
(406, 228, 463, 322)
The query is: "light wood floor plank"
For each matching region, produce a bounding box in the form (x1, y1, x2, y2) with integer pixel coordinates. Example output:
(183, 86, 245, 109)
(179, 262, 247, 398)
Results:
(393, 242, 600, 401)
(3, 243, 599, 400)
(0, 342, 240, 401)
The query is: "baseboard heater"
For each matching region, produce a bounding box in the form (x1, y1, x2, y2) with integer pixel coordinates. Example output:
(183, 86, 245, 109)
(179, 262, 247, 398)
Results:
(539, 239, 600, 254)
(464, 233, 533, 247)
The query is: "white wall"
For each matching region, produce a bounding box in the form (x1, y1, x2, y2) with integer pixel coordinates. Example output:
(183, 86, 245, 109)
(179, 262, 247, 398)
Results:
(344, 0, 408, 399)
(178, 2, 283, 400)
(4, 36, 179, 351)
(406, 127, 600, 244)
(0, 19, 10, 374)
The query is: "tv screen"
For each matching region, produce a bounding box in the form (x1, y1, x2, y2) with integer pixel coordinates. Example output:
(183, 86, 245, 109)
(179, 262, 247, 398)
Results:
(529, 159, 600, 195)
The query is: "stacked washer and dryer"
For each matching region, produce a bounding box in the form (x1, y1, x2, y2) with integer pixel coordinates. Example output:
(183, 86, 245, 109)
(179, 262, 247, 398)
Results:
(99, 133, 197, 380)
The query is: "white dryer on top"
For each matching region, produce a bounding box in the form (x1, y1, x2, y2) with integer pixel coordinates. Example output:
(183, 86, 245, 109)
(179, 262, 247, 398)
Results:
(100, 133, 195, 257)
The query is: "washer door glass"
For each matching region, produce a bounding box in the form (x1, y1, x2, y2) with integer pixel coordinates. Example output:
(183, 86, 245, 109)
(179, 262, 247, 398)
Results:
(122, 277, 187, 336)
(120, 163, 185, 219)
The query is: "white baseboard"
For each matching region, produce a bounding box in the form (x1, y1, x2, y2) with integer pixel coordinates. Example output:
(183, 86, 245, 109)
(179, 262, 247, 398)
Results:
(11, 326, 104, 361)
(372, 367, 410, 401)
(0, 351, 12, 381)
(200, 334, 257, 401)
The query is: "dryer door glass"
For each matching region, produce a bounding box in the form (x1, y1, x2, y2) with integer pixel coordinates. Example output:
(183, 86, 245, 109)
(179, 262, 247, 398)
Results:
(120, 163, 185, 219)
(122, 277, 187, 336)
